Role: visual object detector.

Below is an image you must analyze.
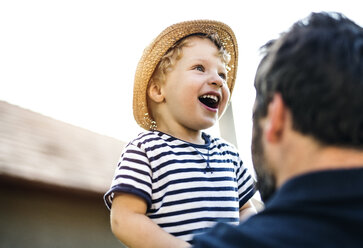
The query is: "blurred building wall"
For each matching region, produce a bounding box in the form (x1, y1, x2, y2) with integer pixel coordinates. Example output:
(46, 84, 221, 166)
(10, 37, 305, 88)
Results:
(0, 100, 126, 248)
(0, 178, 126, 248)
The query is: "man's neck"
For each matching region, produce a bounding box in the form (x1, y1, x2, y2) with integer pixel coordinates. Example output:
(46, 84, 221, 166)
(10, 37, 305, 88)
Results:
(277, 134, 363, 187)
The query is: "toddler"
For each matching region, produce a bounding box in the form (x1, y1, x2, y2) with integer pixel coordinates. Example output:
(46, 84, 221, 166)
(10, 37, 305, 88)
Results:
(104, 20, 256, 248)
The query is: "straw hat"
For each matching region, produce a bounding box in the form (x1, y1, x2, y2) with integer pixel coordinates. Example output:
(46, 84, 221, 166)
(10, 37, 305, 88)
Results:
(133, 19, 239, 130)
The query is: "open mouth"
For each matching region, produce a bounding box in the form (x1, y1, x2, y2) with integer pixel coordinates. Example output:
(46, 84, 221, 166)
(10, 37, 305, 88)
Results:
(198, 94, 220, 109)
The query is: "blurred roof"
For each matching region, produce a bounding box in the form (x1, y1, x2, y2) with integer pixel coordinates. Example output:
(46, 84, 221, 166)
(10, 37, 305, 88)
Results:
(0, 100, 125, 194)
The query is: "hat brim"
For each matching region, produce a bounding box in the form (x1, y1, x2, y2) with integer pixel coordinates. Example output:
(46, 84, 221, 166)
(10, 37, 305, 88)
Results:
(133, 19, 238, 130)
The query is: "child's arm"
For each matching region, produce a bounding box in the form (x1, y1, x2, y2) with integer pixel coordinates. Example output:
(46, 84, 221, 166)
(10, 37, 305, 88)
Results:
(110, 193, 190, 248)
(239, 200, 257, 221)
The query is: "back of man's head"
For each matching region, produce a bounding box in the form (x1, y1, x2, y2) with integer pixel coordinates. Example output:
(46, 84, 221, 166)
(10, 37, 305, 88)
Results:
(254, 12, 363, 149)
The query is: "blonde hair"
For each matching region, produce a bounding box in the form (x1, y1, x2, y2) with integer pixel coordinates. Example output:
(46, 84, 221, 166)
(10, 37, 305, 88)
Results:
(149, 33, 231, 86)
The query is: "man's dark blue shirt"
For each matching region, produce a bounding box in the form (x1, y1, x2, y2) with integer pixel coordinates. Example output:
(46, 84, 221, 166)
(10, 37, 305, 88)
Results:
(193, 168, 363, 248)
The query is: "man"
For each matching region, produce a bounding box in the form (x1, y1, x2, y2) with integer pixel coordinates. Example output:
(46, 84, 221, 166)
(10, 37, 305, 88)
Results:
(193, 12, 363, 248)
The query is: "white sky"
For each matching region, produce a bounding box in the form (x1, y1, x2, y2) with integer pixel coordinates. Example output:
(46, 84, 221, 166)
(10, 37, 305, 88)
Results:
(1, 0, 363, 170)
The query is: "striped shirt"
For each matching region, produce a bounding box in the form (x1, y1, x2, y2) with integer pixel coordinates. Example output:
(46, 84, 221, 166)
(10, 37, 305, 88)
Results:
(104, 131, 255, 243)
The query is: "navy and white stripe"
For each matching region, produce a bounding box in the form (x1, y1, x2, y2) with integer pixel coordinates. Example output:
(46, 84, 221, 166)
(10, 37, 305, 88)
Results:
(104, 130, 255, 243)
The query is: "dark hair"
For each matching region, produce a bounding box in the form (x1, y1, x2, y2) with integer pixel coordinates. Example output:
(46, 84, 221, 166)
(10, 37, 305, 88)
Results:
(254, 12, 363, 148)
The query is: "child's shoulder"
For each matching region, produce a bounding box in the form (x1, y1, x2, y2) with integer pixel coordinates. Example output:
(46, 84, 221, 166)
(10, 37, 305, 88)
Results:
(204, 132, 240, 155)
(128, 130, 160, 144)
(127, 130, 174, 149)
(205, 133, 237, 148)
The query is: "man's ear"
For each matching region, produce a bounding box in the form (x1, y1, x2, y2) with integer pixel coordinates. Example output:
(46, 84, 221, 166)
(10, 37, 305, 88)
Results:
(147, 80, 164, 103)
(265, 93, 286, 142)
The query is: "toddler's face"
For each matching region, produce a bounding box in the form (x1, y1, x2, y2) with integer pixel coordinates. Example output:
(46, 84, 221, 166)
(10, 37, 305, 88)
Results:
(159, 37, 230, 132)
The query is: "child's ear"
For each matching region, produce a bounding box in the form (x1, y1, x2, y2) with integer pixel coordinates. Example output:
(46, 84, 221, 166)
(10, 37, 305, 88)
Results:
(147, 80, 165, 103)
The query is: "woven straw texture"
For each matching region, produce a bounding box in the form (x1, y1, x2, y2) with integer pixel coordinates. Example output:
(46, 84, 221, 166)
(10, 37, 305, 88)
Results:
(133, 19, 238, 130)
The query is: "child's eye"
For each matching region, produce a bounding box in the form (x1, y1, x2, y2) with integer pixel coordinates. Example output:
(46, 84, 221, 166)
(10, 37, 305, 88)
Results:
(194, 65, 205, 72)
(219, 72, 227, 80)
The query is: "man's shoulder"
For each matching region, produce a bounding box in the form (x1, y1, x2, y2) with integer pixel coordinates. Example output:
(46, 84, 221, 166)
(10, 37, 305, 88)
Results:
(193, 209, 359, 248)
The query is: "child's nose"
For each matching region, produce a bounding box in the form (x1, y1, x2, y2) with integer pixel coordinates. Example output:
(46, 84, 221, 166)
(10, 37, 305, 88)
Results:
(208, 73, 223, 88)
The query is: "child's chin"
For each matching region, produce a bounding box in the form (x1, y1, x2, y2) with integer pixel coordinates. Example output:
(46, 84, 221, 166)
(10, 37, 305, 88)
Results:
(197, 120, 217, 131)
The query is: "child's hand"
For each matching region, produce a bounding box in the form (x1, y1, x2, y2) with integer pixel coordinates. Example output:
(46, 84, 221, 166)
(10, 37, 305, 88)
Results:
(239, 200, 257, 222)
